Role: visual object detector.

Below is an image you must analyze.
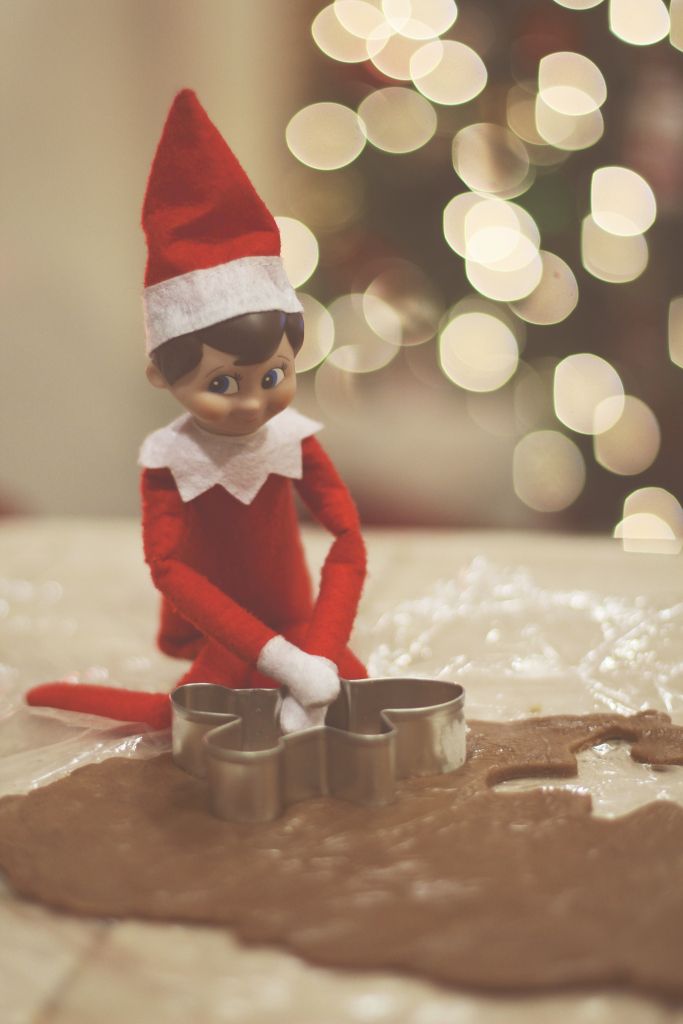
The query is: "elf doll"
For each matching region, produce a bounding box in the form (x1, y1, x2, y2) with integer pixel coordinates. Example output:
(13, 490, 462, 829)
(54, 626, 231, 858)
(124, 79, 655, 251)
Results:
(28, 89, 367, 733)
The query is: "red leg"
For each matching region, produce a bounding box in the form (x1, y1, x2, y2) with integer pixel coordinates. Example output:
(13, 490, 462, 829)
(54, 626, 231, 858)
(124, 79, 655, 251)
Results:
(157, 597, 204, 660)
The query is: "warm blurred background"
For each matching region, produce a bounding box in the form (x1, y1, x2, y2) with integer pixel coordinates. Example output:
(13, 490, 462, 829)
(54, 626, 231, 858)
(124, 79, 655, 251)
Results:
(2, 0, 683, 548)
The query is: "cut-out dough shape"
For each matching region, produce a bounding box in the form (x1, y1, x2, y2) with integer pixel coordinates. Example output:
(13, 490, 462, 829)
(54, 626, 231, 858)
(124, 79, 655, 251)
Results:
(495, 737, 683, 817)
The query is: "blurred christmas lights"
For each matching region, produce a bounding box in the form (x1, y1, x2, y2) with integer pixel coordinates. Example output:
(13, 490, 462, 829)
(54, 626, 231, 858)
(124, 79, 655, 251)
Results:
(358, 87, 437, 153)
(509, 252, 579, 325)
(513, 431, 586, 512)
(452, 124, 531, 195)
(286, 102, 365, 169)
(538, 52, 607, 116)
(411, 40, 487, 104)
(671, 0, 683, 51)
(439, 309, 519, 392)
(553, 354, 624, 435)
(334, 1, 387, 39)
(615, 488, 683, 553)
(383, 0, 458, 40)
(312, 5, 370, 62)
(591, 167, 656, 236)
(552, 0, 604, 9)
(466, 250, 543, 302)
(608, 0, 670, 47)
(364, 260, 443, 345)
(367, 30, 425, 78)
(294, 294, 335, 372)
(581, 215, 649, 284)
(614, 514, 681, 553)
(463, 197, 539, 266)
(668, 297, 683, 368)
(593, 396, 661, 475)
(534, 95, 604, 150)
(327, 294, 400, 372)
(297, 0, 680, 530)
(275, 216, 319, 287)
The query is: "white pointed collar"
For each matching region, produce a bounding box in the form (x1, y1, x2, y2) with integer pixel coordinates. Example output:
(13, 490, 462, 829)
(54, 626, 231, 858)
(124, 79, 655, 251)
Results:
(139, 407, 322, 504)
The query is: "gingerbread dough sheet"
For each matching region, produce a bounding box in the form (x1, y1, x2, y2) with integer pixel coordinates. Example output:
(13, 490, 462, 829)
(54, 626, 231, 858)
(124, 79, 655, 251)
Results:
(1, 710, 682, 1001)
(3, 522, 683, 1023)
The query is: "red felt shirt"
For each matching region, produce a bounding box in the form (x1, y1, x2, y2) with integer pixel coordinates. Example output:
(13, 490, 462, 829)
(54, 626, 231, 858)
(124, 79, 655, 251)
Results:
(26, 435, 367, 727)
(143, 433, 368, 686)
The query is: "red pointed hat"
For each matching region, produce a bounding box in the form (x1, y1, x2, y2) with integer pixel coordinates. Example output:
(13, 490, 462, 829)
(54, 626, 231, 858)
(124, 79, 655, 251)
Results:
(142, 89, 301, 354)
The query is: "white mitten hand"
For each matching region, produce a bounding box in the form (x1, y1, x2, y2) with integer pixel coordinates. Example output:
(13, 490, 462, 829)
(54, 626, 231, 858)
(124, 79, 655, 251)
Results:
(257, 635, 340, 707)
(279, 694, 327, 734)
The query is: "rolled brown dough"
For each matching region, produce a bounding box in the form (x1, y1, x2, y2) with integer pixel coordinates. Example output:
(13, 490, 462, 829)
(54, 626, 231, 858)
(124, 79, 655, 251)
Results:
(0, 710, 682, 999)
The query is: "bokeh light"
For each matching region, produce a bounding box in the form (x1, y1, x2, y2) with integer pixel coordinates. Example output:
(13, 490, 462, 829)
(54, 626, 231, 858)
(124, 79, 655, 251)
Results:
(294, 294, 335, 372)
(609, 0, 670, 47)
(463, 197, 539, 266)
(553, 0, 604, 8)
(367, 31, 424, 79)
(593, 396, 661, 474)
(671, 0, 683, 52)
(614, 514, 681, 554)
(581, 215, 649, 283)
(591, 166, 656, 236)
(312, 5, 369, 62)
(554, 353, 624, 434)
(668, 296, 683, 368)
(444, 191, 539, 260)
(382, 0, 458, 39)
(624, 486, 683, 533)
(617, 488, 683, 554)
(507, 84, 552, 148)
(538, 52, 607, 116)
(466, 249, 543, 302)
(452, 124, 530, 196)
(509, 252, 578, 325)
(411, 40, 487, 105)
(535, 95, 604, 150)
(443, 191, 484, 256)
(439, 307, 519, 392)
(327, 293, 400, 372)
(286, 103, 366, 170)
(275, 216, 319, 287)
(303, 0, 677, 534)
(358, 87, 437, 153)
(334, 0, 387, 38)
(513, 431, 586, 512)
(364, 260, 443, 345)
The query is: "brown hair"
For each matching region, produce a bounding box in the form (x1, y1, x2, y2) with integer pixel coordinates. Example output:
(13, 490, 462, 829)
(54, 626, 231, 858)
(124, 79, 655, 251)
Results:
(151, 310, 304, 384)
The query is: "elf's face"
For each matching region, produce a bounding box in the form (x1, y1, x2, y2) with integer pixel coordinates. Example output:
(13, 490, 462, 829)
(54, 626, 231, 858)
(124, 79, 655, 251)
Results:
(147, 336, 297, 436)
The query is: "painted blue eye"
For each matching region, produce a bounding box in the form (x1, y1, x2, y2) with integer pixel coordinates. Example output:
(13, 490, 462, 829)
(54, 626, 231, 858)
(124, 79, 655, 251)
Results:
(261, 367, 286, 390)
(208, 375, 239, 395)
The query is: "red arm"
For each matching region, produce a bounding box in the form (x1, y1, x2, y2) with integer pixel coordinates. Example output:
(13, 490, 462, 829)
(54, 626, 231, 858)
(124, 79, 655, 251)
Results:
(142, 468, 276, 664)
(294, 436, 367, 662)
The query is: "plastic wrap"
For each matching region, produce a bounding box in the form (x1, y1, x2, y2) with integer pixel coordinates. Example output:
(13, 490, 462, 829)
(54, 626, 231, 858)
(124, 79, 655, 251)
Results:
(2, 555, 681, 812)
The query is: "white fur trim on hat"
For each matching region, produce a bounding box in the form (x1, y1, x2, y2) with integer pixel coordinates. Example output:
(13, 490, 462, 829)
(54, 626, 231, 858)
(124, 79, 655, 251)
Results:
(143, 255, 303, 354)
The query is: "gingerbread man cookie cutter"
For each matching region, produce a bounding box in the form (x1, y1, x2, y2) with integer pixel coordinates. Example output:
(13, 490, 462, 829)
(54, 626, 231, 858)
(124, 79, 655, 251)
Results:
(172, 677, 466, 822)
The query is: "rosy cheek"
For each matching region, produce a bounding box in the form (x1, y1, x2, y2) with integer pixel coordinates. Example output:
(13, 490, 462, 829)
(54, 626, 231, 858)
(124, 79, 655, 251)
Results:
(270, 384, 295, 413)
(192, 395, 226, 420)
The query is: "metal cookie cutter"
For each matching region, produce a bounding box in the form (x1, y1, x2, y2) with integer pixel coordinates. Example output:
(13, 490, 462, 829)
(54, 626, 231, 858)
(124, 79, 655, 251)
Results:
(172, 677, 466, 823)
